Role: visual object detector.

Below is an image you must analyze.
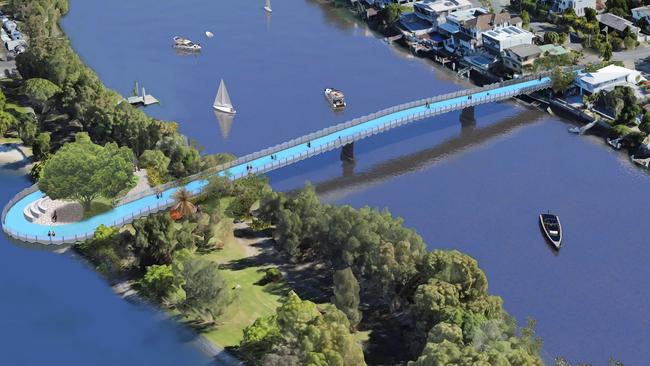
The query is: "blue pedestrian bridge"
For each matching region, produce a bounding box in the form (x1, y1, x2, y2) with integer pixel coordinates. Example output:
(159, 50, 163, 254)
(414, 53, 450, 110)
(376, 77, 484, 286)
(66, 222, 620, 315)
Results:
(1, 72, 562, 245)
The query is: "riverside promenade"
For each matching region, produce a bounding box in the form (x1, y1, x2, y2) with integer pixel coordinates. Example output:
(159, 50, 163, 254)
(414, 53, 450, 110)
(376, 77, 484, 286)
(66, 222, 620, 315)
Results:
(2, 73, 557, 245)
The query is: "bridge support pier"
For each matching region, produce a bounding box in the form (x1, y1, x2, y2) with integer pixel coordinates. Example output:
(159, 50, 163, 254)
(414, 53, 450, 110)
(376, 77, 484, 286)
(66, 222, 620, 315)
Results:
(460, 106, 476, 132)
(340, 142, 354, 162)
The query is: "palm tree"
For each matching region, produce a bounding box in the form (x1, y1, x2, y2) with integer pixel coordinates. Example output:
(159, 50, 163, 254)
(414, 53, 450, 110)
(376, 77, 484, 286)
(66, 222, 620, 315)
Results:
(172, 187, 197, 218)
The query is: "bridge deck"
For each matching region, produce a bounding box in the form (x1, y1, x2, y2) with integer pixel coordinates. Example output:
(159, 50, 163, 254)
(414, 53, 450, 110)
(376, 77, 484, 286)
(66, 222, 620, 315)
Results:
(2, 74, 554, 244)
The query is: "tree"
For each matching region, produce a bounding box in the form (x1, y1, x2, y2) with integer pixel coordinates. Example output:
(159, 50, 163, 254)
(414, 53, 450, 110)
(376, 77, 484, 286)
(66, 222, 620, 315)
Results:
(0, 110, 16, 136)
(22, 77, 61, 112)
(380, 3, 402, 25)
(132, 213, 180, 267)
(332, 267, 362, 331)
(139, 149, 170, 185)
(32, 132, 51, 160)
(585, 7, 597, 22)
(180, 257, 232, 324)
(550, 68, 575, 95)
(544, 31, 560, 45)
(601, 42, 613, 61)
(172, 187, 197, 218)
(39, 132, 135, 211)
(17, 117, 38, 146)
(240, 291, 366, 366)
(140, 264, 175, 302)
(521, 10, 530, 26)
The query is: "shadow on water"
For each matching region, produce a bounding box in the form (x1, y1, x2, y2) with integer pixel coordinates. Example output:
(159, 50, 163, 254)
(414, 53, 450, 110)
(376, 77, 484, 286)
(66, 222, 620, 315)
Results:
(293, 108, 547, 198)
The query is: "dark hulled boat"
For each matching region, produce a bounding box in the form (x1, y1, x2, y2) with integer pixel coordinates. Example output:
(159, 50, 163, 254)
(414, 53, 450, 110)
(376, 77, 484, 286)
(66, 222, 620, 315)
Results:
(539, 213, 562, 249)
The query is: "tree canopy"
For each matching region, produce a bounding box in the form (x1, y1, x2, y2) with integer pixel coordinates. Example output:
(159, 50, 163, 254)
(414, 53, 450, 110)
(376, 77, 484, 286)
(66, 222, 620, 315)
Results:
(240, 291, 366, 366)
(39, 133, 135, 210)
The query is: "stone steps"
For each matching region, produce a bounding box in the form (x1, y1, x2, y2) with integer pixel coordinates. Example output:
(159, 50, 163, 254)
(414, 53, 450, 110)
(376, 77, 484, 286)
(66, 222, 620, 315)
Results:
(23, 196, 48, 222)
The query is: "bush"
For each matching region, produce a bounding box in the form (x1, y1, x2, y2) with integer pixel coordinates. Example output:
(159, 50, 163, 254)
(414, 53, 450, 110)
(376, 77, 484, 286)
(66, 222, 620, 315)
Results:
(263, 267, 282, 283)
(140, 264, 176, 302)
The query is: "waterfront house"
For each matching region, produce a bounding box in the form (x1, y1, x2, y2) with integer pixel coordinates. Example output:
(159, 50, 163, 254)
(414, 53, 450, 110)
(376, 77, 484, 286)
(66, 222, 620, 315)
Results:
(481, 25, 534, 55)
(413, 0, 473, 31)
(439, 7, 488, 53)
(597, 13, 640, 36)
(576, 65, 646, 94)
(399, 12, 437, 36)
(551, 0, 596, 17)
(458, 12, 522, 53)
(502, 44, 542, 72)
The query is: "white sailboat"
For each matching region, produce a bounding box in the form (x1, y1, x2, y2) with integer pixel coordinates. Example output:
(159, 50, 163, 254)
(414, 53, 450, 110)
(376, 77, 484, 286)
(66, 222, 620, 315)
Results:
(264, 0, 272, 13)
(213, 79, 236, 114)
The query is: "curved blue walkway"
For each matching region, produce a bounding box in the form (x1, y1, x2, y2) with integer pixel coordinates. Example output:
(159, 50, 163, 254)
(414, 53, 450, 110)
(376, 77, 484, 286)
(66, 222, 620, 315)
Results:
(2, 75, 552, 244)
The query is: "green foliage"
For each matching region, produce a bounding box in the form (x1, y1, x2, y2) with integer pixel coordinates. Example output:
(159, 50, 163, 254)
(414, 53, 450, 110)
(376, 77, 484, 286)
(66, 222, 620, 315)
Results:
(263, 267, 283, 283)
(140, 264, 175, 302)
(39, 132, 135, 210)
(32, 132, 51, 160)
(139, 149, 170, 185)
(610, 36, 624, 51)
(156, 134, 201, 178)
(521, 10, 530, 26)
(584, 7, 596, 22)
(76, 224, 135, 274)
(0, 110, 17, 136)
(332, 267, 362, 331)
(550, 68, 575, 95)
(16, 117, 38, 146)
(180, 257, 232, 323)
(593, 86, 641, 125)
(192, 212, 232, 252)
(606, 0, 629, 17)
(240, 291, 366, 366)
(132, 213, 185, 267)
(22, 77, 61, 111)
(226, 175, 270, 218)
(544, 31, 559, 45)
(379, 3, 402, 25)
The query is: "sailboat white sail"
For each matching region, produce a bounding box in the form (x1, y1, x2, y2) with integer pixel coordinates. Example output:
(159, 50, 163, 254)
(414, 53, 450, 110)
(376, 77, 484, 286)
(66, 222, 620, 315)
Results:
(264, 0, 272, 13)
(213, 79, 236, 114)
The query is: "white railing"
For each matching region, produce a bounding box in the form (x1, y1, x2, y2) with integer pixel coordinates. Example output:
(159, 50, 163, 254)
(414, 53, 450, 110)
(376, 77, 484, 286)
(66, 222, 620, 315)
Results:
(2, 69, 567, 245)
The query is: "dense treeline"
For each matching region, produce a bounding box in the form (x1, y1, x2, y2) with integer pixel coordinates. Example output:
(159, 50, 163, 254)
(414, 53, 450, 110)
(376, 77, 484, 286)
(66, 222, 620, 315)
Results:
(249, 184, 544, 365)
(8, 0, 234, 184)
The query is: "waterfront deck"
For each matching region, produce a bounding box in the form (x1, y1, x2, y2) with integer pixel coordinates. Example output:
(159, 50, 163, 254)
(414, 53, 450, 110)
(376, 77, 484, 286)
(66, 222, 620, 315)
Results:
(2, 72, 562, 244)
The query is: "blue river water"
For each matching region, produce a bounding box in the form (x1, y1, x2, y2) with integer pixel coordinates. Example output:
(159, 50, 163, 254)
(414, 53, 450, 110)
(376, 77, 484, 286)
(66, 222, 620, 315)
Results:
(0, 0, 648, 364)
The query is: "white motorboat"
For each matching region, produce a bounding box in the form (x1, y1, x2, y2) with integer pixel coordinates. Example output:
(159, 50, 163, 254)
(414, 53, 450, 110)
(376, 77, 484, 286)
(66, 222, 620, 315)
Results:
(173, 36, 201, 51)
(264, 0, 272, 12)
(213, 79, 236, 114)
(324, 88, 346, 109)
(205, 31, 214, 38)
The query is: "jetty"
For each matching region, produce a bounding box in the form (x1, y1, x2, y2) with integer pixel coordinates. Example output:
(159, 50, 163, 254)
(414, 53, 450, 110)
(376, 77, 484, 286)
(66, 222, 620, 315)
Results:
(126, 86, 159, 106)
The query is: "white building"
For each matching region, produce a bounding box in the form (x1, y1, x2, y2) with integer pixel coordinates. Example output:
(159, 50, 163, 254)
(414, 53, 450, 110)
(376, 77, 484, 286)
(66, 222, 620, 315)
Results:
(413, 0, 473, 30)
(457, 12, 521, 52)
(552, 0, 596, 17)
(632, 6, 650, 24)
(481, 26, 534, 55)
(576, 65, 646, 94)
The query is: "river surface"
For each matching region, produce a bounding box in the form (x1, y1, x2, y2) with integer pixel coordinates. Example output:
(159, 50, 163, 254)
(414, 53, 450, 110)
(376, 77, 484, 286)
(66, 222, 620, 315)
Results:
(0, 0, 646, 364)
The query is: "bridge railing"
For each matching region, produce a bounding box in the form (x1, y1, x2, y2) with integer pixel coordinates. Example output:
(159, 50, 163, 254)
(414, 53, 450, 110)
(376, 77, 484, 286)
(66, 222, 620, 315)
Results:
(116, 70, 563, 207)
(2, 71, 564, 244)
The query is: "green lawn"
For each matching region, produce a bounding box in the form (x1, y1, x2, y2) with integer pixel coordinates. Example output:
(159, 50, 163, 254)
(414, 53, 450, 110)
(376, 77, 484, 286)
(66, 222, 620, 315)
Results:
(199, 237, 288, 347)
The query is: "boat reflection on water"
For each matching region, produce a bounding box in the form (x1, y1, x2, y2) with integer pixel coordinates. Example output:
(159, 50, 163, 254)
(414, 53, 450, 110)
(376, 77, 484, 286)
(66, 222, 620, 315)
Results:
(213, 109, 235, 139)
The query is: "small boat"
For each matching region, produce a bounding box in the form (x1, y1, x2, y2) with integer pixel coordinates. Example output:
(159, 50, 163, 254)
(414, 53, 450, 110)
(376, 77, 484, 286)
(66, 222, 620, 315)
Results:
(539, 213, 562, 249)
(264, 0, 272, 13)
(205, 31, 214, 38)
(568, 126, 580, 134)
(607, 137, 622, 150)
(173, 36, 201, 51)
(213, 79, 236, 114)
(324, 88, 346, 109)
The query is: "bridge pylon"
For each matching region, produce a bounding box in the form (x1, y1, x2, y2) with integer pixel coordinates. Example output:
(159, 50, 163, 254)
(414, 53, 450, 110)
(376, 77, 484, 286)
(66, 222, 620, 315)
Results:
(341, 142, 354, 162)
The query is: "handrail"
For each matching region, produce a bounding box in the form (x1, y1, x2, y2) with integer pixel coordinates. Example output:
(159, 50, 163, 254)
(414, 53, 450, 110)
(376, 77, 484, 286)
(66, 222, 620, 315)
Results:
(2, 69, 567, 245)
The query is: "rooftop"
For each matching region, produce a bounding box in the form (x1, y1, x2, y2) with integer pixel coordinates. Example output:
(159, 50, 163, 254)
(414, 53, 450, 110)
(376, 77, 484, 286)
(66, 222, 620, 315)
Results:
(507, 44, 542, 58)
(539, 44, 569, 56)
(446, 7, 488, 24)
(399, 12, 435, 33)
(632, 5, 650, 17)
(416, 0, 473, 13)
(579, 64, 645, 85)
(597, 13, 639, 33)
(465, 12, 514, 31)
(483, 25, 533, 41)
